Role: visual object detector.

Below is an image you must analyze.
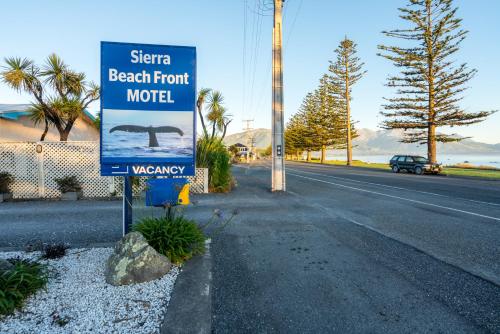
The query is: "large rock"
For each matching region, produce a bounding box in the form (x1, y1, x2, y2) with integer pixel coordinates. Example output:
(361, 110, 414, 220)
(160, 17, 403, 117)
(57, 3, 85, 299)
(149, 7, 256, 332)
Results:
(105, 232, 171, 286)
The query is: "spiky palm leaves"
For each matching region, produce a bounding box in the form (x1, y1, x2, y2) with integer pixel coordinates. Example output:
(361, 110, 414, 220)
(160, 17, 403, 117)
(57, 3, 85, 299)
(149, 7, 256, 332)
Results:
(1, 54, 99, 141)
(206, 90, 232, 140)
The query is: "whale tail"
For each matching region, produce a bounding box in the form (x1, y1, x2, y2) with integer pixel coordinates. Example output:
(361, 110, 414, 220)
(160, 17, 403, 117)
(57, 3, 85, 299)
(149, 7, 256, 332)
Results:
(109, 125, 184, 147)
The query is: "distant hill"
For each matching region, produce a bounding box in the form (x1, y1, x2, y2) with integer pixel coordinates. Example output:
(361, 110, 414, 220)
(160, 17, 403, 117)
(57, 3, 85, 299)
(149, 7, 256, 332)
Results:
(223, 128, 271, 149)
(224, 128, 500, 154)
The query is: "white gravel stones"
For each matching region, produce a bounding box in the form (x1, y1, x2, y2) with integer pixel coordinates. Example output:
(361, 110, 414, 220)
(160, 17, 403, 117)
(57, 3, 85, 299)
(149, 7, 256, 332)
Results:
(0, 248, 178, 334)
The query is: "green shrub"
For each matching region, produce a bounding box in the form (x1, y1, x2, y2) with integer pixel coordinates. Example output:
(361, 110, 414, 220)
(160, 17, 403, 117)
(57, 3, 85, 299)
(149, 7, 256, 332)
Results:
(54, 176, 82, 193)
(133, 215, 205, 264)
(0, 172, 14, 193)
(0, 259, 48, 315)
(196, 137, 232, 192)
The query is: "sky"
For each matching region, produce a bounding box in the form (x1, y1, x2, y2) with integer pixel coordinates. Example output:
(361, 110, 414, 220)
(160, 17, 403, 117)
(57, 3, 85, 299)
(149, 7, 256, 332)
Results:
(1, 0, 499, 143)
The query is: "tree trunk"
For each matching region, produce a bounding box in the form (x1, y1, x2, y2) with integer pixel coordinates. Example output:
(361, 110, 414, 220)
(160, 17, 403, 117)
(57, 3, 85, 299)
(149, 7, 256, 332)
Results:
(197, 106, 208, 138)
(426, 1, 437, 164)
(40, 118, 49, 141)
(345, 59, 352, 166)
(221, 124, 228, 140)
(221, 120, 232, 140)
(428, 124, 436, 164)
(59, 119, 76, 142)
(346, 97, 352, 166)
(211, 122, 216, 140)
(306, 150, 311, 162)
(321, 145, 326, 163)
(59, 131, 69, 141)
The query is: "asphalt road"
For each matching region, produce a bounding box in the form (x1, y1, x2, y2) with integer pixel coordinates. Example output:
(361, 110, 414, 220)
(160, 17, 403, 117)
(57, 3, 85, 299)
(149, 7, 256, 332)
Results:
(1, 161, 499, 333)
(1, 199, 131, 250)
(210, 161, 500, 333)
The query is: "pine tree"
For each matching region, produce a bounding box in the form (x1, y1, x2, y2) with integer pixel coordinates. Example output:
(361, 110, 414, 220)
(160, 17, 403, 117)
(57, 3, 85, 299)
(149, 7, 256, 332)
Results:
(285, 113, 308, 160)
(378, 0, 496, 163)
(329, 37, 365, 166)
(309, 77, 339, 163)
(286, 73, 358, 164)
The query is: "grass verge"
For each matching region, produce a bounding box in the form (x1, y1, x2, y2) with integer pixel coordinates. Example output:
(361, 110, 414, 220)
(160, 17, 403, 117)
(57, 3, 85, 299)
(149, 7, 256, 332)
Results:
(290, 159, 500, 179)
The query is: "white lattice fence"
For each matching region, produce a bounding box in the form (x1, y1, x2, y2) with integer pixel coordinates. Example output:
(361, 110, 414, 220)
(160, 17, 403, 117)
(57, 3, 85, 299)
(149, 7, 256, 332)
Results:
(40, 142, 112, 198)
(0, 143, 39, 199)
(0, 141, 208, 199)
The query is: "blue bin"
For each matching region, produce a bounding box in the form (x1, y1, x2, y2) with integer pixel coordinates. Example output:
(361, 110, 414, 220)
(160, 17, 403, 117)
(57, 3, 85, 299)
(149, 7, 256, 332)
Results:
(145, 178, 188, 207)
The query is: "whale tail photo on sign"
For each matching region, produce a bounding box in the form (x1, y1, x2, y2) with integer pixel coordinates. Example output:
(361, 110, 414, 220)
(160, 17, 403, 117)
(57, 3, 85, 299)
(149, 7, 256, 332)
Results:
(100, 41, 196, 177)
(109, 125, 184, 147)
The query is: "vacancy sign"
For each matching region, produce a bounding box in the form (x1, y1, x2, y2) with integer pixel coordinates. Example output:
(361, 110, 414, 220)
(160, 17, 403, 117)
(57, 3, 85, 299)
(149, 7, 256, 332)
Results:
(100, 41, 196, 176)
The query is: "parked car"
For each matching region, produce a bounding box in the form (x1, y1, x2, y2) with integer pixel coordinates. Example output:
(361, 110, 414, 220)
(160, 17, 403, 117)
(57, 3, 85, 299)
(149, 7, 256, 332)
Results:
(389, 155, 442, 175)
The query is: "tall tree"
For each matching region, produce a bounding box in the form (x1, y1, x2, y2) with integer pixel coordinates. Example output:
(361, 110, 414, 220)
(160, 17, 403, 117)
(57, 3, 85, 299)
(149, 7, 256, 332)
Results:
(2, 55, 99, 141)
(285, 112, 309, 160)
(329, 37, 365, 166)
(378, 0, 495, 163)
(309, 75, 348, 163)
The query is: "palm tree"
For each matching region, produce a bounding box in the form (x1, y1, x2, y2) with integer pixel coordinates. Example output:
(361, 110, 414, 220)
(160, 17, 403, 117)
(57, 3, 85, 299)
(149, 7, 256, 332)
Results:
(2, 54, 99, 141)
(206, 90, 225, 139)
(196, 88, 211, 138)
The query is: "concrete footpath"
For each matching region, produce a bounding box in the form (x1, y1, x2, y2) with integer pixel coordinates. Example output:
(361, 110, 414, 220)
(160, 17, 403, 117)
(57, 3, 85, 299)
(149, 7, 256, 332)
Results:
(161, 240, 213, 334)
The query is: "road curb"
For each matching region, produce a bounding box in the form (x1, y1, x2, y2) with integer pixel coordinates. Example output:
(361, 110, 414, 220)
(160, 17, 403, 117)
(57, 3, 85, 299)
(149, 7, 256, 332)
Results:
(161, 239, 212, 334)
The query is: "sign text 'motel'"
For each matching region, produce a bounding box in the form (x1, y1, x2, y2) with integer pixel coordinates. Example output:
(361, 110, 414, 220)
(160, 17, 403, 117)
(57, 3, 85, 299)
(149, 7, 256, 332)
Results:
(100, 42, 196, 176)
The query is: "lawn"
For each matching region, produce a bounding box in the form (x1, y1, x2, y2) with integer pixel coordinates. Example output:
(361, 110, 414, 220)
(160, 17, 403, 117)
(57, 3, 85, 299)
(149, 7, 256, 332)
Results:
(291, 159, 500, 180)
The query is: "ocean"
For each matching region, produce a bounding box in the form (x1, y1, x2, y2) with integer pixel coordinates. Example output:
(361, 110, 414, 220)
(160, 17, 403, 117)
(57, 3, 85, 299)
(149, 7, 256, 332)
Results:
(319, 153, 500, 168)
(102, 121, 193, 158)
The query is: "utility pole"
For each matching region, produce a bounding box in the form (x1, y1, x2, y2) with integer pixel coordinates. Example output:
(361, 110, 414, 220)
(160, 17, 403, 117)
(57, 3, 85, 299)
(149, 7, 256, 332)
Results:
(242, 119, 254, 163)
(272, 0, 285, 191)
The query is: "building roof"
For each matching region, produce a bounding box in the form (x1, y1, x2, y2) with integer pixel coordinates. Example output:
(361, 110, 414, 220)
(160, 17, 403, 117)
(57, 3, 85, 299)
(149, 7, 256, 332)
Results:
(0, 104, 96, 123)
(0, 104, 32, 120)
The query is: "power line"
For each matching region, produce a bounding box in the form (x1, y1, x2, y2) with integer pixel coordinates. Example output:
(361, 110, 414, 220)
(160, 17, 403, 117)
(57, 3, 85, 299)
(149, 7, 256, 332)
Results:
(242, 0, 247, 123)
(248, 1, 264, 116)
(285, 0, 302, 47)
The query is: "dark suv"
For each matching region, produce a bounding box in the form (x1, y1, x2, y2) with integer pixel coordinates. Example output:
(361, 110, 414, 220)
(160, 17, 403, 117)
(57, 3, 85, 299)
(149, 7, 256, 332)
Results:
(389, 155, 442, 175)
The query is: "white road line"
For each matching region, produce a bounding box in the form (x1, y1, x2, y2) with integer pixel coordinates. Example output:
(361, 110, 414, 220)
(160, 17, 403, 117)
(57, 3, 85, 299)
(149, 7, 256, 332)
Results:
(286, 166, 500, 207)
(287, 172, 500, 222)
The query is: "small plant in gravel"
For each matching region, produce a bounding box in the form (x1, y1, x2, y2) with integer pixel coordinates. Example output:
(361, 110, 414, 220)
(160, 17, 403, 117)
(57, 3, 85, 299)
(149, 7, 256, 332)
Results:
(0, 172, 14, 193)
(51, 311, 70, 327)
(54, 176, 82, 193)
(42, 243, 69, 259)
(0, 259, 48, 315)
(133, 214, 205, 264)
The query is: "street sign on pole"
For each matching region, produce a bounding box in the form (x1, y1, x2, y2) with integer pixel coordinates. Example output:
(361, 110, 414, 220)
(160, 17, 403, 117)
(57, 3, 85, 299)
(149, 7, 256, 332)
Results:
(100, 41, 196, 234)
